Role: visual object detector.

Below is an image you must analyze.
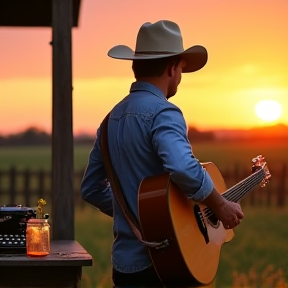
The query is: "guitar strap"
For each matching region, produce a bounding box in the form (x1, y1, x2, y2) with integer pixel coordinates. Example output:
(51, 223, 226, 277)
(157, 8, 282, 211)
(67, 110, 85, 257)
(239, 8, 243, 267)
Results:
(100, 113, 164, 248)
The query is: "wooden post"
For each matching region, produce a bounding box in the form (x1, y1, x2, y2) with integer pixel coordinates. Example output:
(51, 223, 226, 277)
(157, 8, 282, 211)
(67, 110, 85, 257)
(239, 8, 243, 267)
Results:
(52, 0, 74, 239)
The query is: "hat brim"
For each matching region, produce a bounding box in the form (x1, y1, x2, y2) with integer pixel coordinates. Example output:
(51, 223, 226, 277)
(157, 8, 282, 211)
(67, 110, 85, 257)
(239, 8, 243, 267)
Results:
(107, 45, 208, 73)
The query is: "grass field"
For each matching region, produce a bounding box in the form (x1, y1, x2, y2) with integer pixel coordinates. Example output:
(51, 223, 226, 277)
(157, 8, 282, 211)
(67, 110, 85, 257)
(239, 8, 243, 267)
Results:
(76, 205, 288, 288)
(1, 142, 288, 287)
(0, 140, 287, 171)
(0, 145, 91, 171)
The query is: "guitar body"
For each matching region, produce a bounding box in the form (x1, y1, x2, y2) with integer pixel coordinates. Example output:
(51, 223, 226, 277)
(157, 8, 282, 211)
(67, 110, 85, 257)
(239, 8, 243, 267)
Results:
(138, 162, 234, 286)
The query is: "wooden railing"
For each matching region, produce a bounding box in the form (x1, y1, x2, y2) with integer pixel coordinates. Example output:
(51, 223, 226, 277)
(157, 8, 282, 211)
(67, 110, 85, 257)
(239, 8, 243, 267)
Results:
(0, 164, 286, 208)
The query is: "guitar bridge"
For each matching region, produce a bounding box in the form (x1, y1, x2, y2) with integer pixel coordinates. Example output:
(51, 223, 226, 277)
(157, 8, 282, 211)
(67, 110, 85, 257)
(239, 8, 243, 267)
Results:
(194, 205, 209, 244)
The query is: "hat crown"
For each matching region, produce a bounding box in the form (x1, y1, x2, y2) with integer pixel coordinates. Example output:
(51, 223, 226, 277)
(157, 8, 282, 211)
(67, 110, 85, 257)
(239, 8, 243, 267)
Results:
(135, 20, 184, 54)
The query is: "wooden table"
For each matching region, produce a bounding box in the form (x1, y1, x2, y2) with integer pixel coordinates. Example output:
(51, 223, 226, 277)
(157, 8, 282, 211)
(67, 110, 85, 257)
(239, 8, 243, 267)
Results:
(0, 240, 93, 288)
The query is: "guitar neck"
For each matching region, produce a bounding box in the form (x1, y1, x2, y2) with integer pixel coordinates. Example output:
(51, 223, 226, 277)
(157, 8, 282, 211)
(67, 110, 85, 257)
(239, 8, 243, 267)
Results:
(221, 168, 265, 203)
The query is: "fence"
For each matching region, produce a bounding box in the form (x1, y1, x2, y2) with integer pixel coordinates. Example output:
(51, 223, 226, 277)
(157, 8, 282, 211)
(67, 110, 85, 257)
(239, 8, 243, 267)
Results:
(0, 167, 85, 208)
(0, 163, 287, 208)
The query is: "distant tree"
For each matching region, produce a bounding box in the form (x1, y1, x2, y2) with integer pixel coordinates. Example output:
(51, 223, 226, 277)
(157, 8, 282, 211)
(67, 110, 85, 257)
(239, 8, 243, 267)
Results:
(0, 136, 6, 146)
(74, 134, 95, 145)
(188, 127, 215, 142)
(0, 127, 51, 146)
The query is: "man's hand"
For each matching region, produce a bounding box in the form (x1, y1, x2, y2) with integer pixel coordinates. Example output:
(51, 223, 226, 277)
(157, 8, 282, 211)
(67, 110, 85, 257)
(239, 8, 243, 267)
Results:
(212, 198, 244, 230)
(200, 188, 244, 230)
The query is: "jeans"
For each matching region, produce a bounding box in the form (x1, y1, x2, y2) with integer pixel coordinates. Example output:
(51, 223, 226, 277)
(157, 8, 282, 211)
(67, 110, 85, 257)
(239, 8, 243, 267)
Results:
(112, 266, 164, 288)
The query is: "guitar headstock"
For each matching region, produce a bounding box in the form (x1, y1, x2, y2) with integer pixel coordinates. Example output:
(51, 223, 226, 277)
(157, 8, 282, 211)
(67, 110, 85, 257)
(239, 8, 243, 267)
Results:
(251, 155, 271, 187)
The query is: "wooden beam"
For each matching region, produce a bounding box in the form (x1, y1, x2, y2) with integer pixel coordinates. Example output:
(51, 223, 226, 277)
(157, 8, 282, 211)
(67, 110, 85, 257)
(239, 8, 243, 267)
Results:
(0, 0, 81, 27)
(52, 0, 74, 240)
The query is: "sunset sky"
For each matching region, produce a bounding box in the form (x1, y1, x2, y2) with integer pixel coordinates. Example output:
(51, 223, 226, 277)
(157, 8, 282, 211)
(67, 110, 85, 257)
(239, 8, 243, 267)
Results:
(0, 0, 287, 136)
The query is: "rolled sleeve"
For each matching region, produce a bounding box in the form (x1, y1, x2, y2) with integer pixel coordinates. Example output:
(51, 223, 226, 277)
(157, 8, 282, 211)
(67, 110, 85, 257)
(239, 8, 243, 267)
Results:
(186, 168, 214, 202)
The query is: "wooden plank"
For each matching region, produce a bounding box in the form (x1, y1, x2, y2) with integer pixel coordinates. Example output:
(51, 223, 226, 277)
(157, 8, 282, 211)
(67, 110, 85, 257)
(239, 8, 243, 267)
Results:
(51, 0, 74, 240)
(0, 240, 93, 266)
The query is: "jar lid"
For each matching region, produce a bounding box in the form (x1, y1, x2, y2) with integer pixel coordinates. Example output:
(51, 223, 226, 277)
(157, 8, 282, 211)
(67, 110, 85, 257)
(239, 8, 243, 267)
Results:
(28, 218, 49, 223)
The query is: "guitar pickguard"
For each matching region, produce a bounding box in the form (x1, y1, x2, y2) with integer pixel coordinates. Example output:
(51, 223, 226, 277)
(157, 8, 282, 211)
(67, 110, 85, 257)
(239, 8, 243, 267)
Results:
(194, 205, 209, 244)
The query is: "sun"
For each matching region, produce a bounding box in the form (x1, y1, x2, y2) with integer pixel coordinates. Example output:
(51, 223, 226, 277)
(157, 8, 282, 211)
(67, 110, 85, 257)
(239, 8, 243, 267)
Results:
(254, 100, 282, 122)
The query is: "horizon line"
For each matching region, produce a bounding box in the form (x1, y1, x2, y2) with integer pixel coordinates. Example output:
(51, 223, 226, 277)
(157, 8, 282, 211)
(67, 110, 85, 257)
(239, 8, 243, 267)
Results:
(0, 122, 287, 137)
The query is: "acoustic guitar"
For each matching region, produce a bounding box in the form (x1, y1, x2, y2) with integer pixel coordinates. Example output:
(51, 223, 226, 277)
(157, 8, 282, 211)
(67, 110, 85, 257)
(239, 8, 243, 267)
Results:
(138, 155, 271, 286)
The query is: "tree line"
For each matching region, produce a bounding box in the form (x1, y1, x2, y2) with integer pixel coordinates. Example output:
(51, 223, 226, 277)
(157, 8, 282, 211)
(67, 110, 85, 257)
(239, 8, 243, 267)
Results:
(0, 126, 216, 147)
(0, 127, 51, 146)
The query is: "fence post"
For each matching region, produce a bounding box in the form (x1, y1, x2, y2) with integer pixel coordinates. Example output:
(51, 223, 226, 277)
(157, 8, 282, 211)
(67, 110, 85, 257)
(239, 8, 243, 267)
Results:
(75, 169, 85, 209)
(250, 189, 255, 206)
(234, 163, 240, 181)
(23, 168, 31, 207)
(9, 167, 16, 205)
(0, 169, 2, 203)
(266, 183, 272, 207)
(277, 163, 287, 207)
(37, 169, 45, 199)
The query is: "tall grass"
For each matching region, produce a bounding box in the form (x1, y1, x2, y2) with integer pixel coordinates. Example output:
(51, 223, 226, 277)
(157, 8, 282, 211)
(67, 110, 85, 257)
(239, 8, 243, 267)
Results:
(217, 207, 288, 288)
(75, 204, 113, 288)
(75, 205, 288, 288)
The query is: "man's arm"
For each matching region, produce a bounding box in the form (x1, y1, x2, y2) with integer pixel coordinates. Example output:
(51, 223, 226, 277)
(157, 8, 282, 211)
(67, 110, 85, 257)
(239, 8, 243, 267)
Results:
(152, 107, 244, 229)
(81, 127, 113, 217)
(152, 107, 213, 199)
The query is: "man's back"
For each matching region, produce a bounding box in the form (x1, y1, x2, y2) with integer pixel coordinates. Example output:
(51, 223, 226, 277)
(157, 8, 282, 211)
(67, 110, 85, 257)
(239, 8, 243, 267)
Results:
(108, 81, 185, 272)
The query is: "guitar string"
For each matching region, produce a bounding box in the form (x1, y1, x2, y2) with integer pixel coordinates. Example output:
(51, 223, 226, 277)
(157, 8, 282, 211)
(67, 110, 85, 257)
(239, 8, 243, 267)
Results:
(200, 182, 258, 220)
(222, 168, 265, 199)
(201, 171, 264, 220)
(199, 168, 265, 221)
(202, 171, 264, 219)
(200, 176, 260, 221)
(222, 168, 265, 202)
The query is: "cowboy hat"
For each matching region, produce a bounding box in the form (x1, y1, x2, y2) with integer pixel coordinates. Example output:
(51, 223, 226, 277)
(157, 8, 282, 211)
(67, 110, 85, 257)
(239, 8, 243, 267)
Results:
(107, 20, 208, 73)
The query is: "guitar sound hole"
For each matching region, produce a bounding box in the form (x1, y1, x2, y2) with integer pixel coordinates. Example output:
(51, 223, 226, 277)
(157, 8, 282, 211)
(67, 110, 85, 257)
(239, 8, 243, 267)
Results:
(208, 214, 220, 228)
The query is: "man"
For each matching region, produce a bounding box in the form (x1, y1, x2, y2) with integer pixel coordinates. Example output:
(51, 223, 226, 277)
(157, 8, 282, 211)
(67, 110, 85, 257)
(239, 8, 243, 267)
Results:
(81, 20, 244, 287)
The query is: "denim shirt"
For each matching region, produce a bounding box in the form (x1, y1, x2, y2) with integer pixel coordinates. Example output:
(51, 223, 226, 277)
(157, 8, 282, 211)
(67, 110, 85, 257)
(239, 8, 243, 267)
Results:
(81, 81, 214, 273)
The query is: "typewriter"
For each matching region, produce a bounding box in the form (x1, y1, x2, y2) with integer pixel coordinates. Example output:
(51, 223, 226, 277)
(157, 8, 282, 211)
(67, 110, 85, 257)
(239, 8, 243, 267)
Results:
(0, 205, 36, 253)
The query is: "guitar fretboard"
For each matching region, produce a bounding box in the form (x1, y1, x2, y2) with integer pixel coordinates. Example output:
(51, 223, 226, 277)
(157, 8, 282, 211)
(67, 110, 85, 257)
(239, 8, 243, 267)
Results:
(222, 168, 265, 203)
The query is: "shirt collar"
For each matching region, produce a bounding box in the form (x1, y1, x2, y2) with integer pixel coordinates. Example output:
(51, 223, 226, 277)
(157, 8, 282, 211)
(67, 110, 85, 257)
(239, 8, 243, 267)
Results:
(130, 81, 167, 101)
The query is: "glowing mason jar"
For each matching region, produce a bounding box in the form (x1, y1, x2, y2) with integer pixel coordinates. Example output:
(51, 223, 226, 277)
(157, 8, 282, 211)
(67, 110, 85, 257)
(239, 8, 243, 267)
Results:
(26, 219, 50, 256)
